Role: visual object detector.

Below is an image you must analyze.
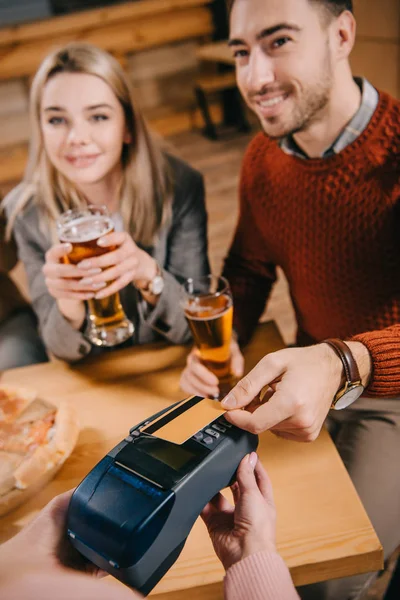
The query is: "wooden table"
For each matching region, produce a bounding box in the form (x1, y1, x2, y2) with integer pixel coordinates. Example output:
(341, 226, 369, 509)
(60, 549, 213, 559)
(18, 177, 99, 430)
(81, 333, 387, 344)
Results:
(0, 321, 382, 598)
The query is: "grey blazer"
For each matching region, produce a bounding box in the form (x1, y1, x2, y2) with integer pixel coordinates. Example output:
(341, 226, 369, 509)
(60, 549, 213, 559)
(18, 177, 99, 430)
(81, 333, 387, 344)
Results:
(5, 155, 210, 362)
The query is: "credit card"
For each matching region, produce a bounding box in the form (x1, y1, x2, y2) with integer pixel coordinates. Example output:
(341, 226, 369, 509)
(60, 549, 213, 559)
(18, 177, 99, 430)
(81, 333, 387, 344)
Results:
(142, 397, 225, 444)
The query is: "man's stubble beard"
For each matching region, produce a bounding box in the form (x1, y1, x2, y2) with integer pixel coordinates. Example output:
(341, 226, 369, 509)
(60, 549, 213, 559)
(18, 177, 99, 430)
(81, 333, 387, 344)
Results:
(261, 47, 334, 139)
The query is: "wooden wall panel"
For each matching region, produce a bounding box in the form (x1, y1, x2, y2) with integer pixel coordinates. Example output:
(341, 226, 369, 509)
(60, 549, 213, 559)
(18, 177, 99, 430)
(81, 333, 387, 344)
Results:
(350, 41, 399, 98)
(127, 41, 199, 113)
(354, 0, 400, 40)
(353, 0, 400, 98)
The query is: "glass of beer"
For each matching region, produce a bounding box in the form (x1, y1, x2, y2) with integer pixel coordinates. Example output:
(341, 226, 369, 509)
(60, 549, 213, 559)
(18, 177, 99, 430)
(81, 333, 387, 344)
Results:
(56, 205, 134, 347)
(182, 275, 234, 399)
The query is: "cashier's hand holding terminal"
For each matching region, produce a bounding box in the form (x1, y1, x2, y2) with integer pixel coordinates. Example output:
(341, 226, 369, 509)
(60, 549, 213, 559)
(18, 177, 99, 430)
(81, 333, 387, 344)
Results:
(221, 342, 371, 442)
(201, 452, 276, 571)
(0, 490, 142, 600)
(0, 490, 101, 577)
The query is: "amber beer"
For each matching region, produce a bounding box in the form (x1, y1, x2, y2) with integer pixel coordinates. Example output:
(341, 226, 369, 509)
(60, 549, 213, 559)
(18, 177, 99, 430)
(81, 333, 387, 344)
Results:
(57, 207, 134, 347)
(183, 276, 234, 397)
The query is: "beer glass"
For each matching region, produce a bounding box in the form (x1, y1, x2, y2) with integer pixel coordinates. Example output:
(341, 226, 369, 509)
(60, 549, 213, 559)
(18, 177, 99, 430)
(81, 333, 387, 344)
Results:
(182, 275, 234, 399)
(56, 205, 134, 347)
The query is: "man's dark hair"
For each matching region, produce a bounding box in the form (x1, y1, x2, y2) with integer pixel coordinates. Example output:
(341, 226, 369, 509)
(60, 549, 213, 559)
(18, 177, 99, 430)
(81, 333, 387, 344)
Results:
(226, 0, 353, 17)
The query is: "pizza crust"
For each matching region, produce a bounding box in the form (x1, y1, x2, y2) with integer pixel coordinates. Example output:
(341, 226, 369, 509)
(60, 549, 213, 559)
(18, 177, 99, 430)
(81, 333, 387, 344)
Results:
(52, 402, 79, 458)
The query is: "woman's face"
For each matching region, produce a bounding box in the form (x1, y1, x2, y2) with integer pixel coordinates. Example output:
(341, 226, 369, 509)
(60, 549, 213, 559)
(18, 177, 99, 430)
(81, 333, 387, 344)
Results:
(40, 72, 130, 188)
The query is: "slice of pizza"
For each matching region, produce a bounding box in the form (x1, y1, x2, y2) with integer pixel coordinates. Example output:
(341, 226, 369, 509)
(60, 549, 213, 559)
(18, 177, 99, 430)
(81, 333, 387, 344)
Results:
(0, 387, 79, 516)
(0, 386, 36, 423)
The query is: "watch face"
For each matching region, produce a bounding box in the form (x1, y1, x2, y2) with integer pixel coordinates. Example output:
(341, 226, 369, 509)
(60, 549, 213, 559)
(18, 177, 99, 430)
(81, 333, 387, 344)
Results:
(334, 385, 364, 410)
(150, 275, 164, 296)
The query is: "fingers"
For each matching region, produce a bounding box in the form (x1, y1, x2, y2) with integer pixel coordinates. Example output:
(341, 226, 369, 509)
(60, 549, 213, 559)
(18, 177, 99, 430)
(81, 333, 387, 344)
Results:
(187, 351, 219, 385)
(78, 246, 124, 270)
(209, 491, 234, 513)
(200, 492, 233, 527)
(77, 232, 130, 270)
(223, 390, 290, 434)
(45, 243, 72, 264)
(253, 460, 275, 507)
(180, 370, 219, 398)
(43, 262, 101, 280)
(221, 351, 285, 411)
(230, 340, 245, 378)
(180, 349, 220, 398)
(93, 271, 134, 299)
(98, 231, 127, 248)
(79, 256, 139, 287)
(231, 481, 241, 505)
(44, 244, 103, 301)
(235, 453, 259, 495)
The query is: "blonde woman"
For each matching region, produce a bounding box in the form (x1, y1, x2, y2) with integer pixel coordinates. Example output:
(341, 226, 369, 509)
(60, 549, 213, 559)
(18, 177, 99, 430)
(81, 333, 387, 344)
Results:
(4, 42, 209, 362)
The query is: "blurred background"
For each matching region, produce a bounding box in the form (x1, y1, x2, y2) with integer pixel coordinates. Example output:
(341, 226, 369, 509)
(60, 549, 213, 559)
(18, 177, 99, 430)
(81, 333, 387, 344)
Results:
(0, 0, 399, 350)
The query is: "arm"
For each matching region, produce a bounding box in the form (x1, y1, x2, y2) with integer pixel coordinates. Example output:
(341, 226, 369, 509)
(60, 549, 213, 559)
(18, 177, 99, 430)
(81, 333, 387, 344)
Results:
(180, 151, 277, 397)
(350, 325, 400, 397)
(201, 454, 299, 600)
(221, 327, 398, 441)
(225, 552, 299, 600)
(11, 209, 92, 362)
(136, 161, 211, 344)
(222, 157, 277, 346)
(72, 161, 210, 346)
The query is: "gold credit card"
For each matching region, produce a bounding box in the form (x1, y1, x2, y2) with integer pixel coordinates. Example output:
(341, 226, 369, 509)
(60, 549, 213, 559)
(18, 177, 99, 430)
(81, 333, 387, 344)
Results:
(142, 397, 226, 445)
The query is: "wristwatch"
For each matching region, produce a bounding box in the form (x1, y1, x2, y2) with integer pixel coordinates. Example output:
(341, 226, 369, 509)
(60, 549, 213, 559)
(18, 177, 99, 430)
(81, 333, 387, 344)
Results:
(323, 338, 364, 410)
(136, 264, 164, 297)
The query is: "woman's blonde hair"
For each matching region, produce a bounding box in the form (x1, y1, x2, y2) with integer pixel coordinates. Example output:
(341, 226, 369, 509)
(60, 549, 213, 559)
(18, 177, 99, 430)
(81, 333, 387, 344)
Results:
(6, 42, 172, 246)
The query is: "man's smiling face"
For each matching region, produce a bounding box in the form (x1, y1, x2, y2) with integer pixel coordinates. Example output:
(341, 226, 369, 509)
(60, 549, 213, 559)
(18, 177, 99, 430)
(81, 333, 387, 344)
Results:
(229, 0, 335, 138)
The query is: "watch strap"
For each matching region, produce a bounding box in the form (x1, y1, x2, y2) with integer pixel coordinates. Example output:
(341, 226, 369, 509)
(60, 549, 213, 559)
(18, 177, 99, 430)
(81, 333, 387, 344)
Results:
(323, 338, 361, 383)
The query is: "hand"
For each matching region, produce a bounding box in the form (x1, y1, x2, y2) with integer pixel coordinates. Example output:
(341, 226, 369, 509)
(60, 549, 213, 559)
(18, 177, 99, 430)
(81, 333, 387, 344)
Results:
(43, 243, 103, 327)
(43, 243, 102, 301)
(221, 344, 346, 442)
(0, 491, 144, 599)
(0, 490, 101, 577)
(201, 453, 276, 571)
(75, 231, 157, 300)
(180, 338, 245, 398)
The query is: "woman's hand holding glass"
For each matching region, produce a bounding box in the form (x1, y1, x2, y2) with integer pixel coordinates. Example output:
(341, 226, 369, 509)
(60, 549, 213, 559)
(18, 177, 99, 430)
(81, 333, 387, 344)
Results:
(201, 453, 277, 572)
(42, 231, 159, 329)
(76, 231, 158, 301)
(43, 243, 101, 329)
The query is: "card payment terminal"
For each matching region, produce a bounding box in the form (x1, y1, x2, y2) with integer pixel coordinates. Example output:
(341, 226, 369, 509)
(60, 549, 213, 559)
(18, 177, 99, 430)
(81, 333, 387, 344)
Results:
(67, 395, 258, 595)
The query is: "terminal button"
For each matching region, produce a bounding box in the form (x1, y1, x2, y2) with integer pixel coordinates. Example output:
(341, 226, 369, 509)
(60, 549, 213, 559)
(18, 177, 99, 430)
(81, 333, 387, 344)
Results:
(193, 431, 204, 441)
(212, 423, 226, 433)
(219, 418, 232, 429)
(205, 428, 220, 439)
(203, 436, 214, 445)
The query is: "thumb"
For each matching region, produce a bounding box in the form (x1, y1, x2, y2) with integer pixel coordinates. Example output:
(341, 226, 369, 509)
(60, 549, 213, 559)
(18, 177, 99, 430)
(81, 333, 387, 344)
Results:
(235, 453, 259, 496)
(221, 353, 284, 410)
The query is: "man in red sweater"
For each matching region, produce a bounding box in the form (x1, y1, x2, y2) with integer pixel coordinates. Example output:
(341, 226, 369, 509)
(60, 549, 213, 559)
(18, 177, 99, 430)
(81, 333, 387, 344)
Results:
(181, 0, 400, 598)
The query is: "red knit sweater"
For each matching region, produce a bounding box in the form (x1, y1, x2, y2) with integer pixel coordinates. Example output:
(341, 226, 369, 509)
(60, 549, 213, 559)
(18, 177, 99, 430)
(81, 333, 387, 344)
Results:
(224, 91, 400, 397)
